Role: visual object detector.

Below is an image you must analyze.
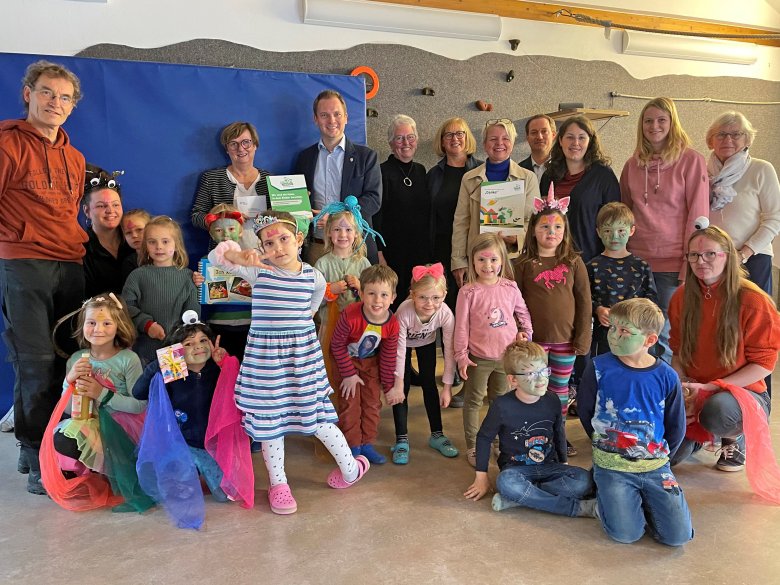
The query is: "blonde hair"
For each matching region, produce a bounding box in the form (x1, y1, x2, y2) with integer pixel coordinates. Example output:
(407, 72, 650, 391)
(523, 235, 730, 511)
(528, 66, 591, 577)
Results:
(635, 97, 691, 166)
(409, 268, 447, 296)
(139, 216, 189, 268)
(503, 341, 548, 373)
(122, 209, 151, 227)
(519, 209, 580, 267)
(467, 233, 514, 283)
(679, 226, 759, 370)
(359, 264, 398, 294)
(433, 117, 477, 157)
(609, 298, 664, 336)
(483, 118, 517, 145)
(705, 111, 757, 150)
(51, 293, 137, 358)
(596, 202, 635, 229)
(323, 210, 365, 257)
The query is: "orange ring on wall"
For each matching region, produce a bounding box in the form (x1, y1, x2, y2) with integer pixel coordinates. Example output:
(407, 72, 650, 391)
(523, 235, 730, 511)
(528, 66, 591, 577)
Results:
(350, 66, 379, 100)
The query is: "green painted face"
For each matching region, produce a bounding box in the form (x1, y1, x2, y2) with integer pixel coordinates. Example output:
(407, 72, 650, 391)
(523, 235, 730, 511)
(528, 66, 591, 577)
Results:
(511, 358, 550, 397)
(607, 317, 647, 356)
(598, 221, 632, 252)
(209, 218, 242, 243)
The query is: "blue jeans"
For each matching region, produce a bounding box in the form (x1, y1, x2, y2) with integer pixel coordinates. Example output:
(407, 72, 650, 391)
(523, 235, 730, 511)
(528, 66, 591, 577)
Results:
(652, 272, 680, 363)
(189, 446, 228, 502)
(593, 463, 693, 546)
(496, 462, 594, 517)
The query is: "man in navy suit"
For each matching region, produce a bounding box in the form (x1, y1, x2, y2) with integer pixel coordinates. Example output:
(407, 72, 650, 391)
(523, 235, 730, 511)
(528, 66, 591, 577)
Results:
(519, 114, 556, 185)
(295, 90, 382, 264)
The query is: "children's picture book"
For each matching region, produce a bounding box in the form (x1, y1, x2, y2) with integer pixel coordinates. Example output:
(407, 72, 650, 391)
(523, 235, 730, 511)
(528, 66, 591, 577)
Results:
(156, 343, 189, 383)
(199, 257, 252, 305)
(266, 174, 313, 235)
(479, 180, 526, 237)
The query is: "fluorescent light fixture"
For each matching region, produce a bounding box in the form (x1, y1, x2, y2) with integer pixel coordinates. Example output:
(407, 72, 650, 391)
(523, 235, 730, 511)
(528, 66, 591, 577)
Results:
(303, 0, 502, 41)
(621, 30, 758, 65)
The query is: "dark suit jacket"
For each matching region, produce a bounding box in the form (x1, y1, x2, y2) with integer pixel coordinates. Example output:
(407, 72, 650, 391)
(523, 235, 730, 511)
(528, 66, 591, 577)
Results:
(519, 155, 534, 172)
(295, 137, 382, 261)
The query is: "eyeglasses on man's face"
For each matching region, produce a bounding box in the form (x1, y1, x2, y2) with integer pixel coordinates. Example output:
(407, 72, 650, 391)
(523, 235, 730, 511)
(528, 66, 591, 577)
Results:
(31, 87, 73, 106)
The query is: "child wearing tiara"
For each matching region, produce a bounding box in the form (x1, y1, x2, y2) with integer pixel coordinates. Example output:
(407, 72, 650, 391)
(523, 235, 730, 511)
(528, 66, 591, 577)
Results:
(312, 197, 375, 391)
(40, 293, 152, 511)
(122, 215, 200, 364)
(455, 233, 533, 468)
(514, 187, 592, 456)
(208, 210, 369, 515)
(391, 263, 458, 464)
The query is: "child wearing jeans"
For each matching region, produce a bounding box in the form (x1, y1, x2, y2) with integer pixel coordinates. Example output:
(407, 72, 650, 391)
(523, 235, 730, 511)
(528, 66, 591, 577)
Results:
(464, 341, 596, 518)
(587, 202, 657, 356)
(578, 298, 693, 546)
(330, 265, 404, 464)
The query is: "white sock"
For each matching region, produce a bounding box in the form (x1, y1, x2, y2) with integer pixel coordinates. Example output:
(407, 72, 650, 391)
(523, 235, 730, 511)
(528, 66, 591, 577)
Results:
(261, 437, 288, 487)
(315, 423, 358, 483)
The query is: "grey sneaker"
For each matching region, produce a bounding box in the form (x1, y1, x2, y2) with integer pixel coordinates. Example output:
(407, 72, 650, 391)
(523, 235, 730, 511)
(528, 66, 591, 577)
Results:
(27, 470, 47, 495)
(449, 388, 465, 408)
(577, 498, 599, 518)
(716, 435, 745, 472)
(17, 446, 30, 475)
(0, 406, 13, 432)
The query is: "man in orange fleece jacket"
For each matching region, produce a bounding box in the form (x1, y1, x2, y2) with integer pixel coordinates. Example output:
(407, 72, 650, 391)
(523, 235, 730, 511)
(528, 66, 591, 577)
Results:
(0, 60, 87, 495)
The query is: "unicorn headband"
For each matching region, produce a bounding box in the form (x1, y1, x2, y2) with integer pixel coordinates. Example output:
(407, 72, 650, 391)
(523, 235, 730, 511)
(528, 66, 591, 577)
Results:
(311, 195, 386, 246)
(253, 214, 298, 235)
(533, 182, 570, 215)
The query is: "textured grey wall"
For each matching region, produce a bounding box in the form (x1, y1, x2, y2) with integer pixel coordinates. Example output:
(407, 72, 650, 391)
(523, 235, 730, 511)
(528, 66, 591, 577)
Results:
(79, 41, 780, 174)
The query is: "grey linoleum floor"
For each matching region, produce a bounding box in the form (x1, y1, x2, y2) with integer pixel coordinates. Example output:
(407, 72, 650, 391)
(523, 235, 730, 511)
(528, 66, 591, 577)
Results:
(1, 367, 779, 585)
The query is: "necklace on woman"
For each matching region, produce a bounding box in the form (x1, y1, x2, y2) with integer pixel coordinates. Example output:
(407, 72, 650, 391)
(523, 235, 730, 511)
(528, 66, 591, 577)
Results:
(397, 159, 414, 187)
(703, 285, 712, 300)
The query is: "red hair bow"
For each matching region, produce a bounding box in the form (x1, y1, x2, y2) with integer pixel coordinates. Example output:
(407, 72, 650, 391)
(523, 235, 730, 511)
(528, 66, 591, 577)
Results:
(205, 211, 244, 228)
(412, 263, 445, 282)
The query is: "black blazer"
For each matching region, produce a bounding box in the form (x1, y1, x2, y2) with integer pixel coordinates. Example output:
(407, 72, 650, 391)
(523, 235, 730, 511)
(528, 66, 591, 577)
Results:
(295, 137, 382, 261)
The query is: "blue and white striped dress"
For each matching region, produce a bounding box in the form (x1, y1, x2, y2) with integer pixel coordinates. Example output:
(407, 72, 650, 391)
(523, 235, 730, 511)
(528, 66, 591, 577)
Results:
(208, 248, 337, 441)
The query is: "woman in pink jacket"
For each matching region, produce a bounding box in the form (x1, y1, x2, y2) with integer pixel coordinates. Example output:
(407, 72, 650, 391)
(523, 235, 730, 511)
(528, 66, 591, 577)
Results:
(620, 97, 709, 361)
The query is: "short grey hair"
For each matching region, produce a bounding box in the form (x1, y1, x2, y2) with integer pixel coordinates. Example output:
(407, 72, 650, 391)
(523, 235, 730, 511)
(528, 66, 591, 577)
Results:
(706, 111, 757, 149)
(387, 114, 418, 143)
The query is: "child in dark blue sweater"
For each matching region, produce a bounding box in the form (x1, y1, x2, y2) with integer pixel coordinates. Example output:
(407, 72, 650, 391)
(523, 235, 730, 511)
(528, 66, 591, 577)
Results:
(464, 341, 596, 517)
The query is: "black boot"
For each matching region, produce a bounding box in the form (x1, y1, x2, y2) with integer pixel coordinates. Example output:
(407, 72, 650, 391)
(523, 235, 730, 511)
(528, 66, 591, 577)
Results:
(21, 446, 47, 495)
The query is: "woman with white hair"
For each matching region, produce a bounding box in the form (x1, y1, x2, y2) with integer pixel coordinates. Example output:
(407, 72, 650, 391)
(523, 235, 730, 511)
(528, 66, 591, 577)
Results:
(705, 111, 780, 295)
(375, 114, 431, 308)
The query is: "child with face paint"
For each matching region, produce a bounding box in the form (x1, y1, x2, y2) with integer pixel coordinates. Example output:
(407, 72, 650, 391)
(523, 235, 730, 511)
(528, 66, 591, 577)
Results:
(464, 341, 596, 517)
(198, 203, 252, 361)
(587, 202, 658, 356)
(132, 316, 232, 502)
(454, 233, 533, 467)
(514, 191, 592, 457)
(208, 210, 370, 514)
(314, 205, 371, 393)
(577, 298, 692, 546)
(50, 293, 146, 480)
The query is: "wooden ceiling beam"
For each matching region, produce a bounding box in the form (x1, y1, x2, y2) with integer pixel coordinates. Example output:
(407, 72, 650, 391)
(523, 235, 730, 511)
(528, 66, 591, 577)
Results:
(366, 0, 780, 48)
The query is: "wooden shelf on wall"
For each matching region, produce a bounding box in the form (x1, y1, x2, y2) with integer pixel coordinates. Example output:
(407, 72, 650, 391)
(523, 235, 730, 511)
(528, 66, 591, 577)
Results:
(546, 108, 630, 122)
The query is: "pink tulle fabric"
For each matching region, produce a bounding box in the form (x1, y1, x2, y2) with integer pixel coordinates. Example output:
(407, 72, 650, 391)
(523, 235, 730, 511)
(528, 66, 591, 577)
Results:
(205, 356, 255, 508)
(40, 384, 123, 511)
(686, 380, 780, 505)
(212, 240, 243, 269)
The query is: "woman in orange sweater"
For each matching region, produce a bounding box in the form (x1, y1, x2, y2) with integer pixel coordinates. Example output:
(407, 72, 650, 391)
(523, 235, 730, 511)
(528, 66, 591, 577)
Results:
(668, 221, 780, 472)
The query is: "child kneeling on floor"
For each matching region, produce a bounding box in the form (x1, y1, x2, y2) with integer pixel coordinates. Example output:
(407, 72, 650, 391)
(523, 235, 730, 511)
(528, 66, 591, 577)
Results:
(578, 298, 693, 546)
(464, 341, 596, 517)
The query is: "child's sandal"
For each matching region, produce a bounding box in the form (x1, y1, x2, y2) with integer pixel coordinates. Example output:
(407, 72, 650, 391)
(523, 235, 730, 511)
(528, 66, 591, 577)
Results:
(327, 455, 370, 489)
(268, 483, 297, 515)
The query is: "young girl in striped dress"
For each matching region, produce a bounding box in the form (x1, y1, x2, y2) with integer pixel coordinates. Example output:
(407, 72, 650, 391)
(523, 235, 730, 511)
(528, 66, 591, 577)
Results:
(208, 210, 369, 515)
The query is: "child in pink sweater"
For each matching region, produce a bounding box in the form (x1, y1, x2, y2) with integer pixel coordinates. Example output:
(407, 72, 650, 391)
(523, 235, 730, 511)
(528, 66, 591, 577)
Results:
(455, 233, 532, 467)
